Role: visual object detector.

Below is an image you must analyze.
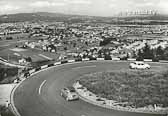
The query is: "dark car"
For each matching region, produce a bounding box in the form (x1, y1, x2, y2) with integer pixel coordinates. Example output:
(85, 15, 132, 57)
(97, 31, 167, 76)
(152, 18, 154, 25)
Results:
(60, 87, 79, 101)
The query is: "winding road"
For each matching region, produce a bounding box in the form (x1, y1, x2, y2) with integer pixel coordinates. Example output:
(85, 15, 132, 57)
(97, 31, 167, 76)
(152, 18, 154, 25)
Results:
(13, 61, 166, 116)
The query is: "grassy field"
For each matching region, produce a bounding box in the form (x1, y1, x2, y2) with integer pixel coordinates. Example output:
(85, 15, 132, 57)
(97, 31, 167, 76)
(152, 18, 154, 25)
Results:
(0, 39, 59, 63)
(78, 69, 168, 108)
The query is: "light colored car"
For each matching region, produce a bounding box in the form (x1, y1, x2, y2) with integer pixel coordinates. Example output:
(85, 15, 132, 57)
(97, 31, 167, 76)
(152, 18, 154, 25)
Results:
(129, 61, 150, 69)
(60, 87, 79, 101)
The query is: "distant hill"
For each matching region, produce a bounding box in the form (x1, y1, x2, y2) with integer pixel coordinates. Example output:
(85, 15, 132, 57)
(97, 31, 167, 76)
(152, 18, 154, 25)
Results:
(117, 14, 168, 21)
(0, 12, 168, 24)
(0, 12, 93, 23)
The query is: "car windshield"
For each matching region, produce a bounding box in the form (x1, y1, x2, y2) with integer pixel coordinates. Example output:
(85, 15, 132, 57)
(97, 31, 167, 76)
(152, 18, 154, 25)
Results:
(139, 63, 144, 65)
(69, 89, 75, 92)
(67, 87, 76, 92)
(64, 88, 67, 90)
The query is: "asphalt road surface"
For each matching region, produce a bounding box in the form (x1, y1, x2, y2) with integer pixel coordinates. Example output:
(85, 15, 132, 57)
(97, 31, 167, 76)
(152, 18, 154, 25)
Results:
(14, 61, 167, 116)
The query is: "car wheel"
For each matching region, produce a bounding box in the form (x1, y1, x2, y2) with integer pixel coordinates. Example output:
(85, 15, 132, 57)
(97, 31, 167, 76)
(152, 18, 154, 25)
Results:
(145, 67, 148, 69)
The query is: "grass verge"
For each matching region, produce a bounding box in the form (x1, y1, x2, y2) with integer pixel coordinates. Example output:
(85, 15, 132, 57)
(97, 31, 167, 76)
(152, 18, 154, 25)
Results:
(78, 70, 168, 108)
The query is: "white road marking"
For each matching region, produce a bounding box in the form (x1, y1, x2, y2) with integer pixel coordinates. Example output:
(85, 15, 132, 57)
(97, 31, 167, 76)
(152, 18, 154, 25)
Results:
(38, 80, 46, 95)
(72, 65, 96, 70)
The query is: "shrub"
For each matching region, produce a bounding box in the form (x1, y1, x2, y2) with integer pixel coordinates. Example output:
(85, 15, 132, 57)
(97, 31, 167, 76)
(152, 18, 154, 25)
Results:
(152, 57, 159, 62)
(6, 37, 13, 40)
(0, 67, 18, 83)
(0, 106, 15, 116)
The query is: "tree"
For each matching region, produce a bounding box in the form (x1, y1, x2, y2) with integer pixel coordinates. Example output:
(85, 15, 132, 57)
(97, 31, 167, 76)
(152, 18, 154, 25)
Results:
(156, 46, 164, 60)
(142, 43, 154, 59)
(64, 47, 67, 51)
(132, 51, 136, 58)
(163, 47, 168, 60)
(26, 57, 32, 62)
(6, 36, 13, 40)
(98, 50, 103, 58)
(137, 49, 143, 61)
(85, 41, 88, 46)
(99, 37, 115, 46)
(73, 42, 76, 47)
(104, 49, 112, 60)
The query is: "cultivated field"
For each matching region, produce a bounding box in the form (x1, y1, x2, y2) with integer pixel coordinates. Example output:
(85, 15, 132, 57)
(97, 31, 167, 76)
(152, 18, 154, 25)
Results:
(0, 37, 60, 63)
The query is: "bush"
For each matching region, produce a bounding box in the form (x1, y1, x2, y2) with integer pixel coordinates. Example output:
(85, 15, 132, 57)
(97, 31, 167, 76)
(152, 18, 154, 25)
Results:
(0, 67, 18, 83)
(136, 57, 143, 61)
(75, 58, 82, 62)
(104, 55, 112, 60)
(0, 106, 15, 116)
(152, 57, 159, 62)
(89, 57, 97, 61)
(26, 57, 32, 62)
(120, 56, 128, 60)
(6, 37, 13, 40)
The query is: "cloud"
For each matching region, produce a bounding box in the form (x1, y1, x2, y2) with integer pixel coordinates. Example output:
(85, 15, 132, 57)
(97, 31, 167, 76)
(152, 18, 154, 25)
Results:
(157, 0, 168, 13)
(64, 0, 92, 5)
(144, 2, 154, 6)
(30, 1, 66, 7)
(0, 0, 167, 16)
(109, 4, 116, 8)
(135, 1, 155, 7)
(0, 4, 20, 13)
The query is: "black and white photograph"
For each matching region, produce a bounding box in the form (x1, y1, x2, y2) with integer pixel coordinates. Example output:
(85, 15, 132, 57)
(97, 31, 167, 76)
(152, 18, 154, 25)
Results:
(0, 0, 168, 116)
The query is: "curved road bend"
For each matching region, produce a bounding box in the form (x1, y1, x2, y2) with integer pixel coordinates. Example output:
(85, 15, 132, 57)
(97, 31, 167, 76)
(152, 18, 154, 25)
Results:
(14, 61, 166, 116)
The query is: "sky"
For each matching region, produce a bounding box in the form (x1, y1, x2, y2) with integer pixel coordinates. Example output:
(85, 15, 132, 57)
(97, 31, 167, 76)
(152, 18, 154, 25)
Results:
(0, 0, 168, 16)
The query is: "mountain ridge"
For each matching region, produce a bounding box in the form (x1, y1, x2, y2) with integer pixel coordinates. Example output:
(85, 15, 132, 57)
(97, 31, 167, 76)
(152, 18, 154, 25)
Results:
(1, 12, 168, 24)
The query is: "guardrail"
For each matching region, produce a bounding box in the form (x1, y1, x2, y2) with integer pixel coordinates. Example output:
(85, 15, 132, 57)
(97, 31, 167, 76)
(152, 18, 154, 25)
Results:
(10, 57, 167, 116)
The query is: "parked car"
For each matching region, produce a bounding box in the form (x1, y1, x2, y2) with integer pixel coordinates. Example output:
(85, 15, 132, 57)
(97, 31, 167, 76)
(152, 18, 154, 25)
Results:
(60, 87, 79, 101)
(129, 61, 150, 69)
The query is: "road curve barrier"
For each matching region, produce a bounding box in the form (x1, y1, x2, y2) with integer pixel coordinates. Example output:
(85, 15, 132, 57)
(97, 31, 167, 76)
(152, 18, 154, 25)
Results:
(143, 59, 153, 62)
(10, 57, 168, 116)
(41, 65, 48, 69)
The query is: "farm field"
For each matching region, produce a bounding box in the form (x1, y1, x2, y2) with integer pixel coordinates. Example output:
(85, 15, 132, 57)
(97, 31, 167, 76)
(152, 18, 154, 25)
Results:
(0, 38, 60, 63)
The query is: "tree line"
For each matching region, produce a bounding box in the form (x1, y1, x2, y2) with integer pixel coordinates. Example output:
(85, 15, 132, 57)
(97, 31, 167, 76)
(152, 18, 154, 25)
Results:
(134, 43, 168, 61)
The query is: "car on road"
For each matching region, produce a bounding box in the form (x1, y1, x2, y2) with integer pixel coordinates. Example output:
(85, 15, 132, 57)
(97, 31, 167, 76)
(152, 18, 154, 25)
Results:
(60, 87, 79, 101)
(129, 61, 150, 69)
